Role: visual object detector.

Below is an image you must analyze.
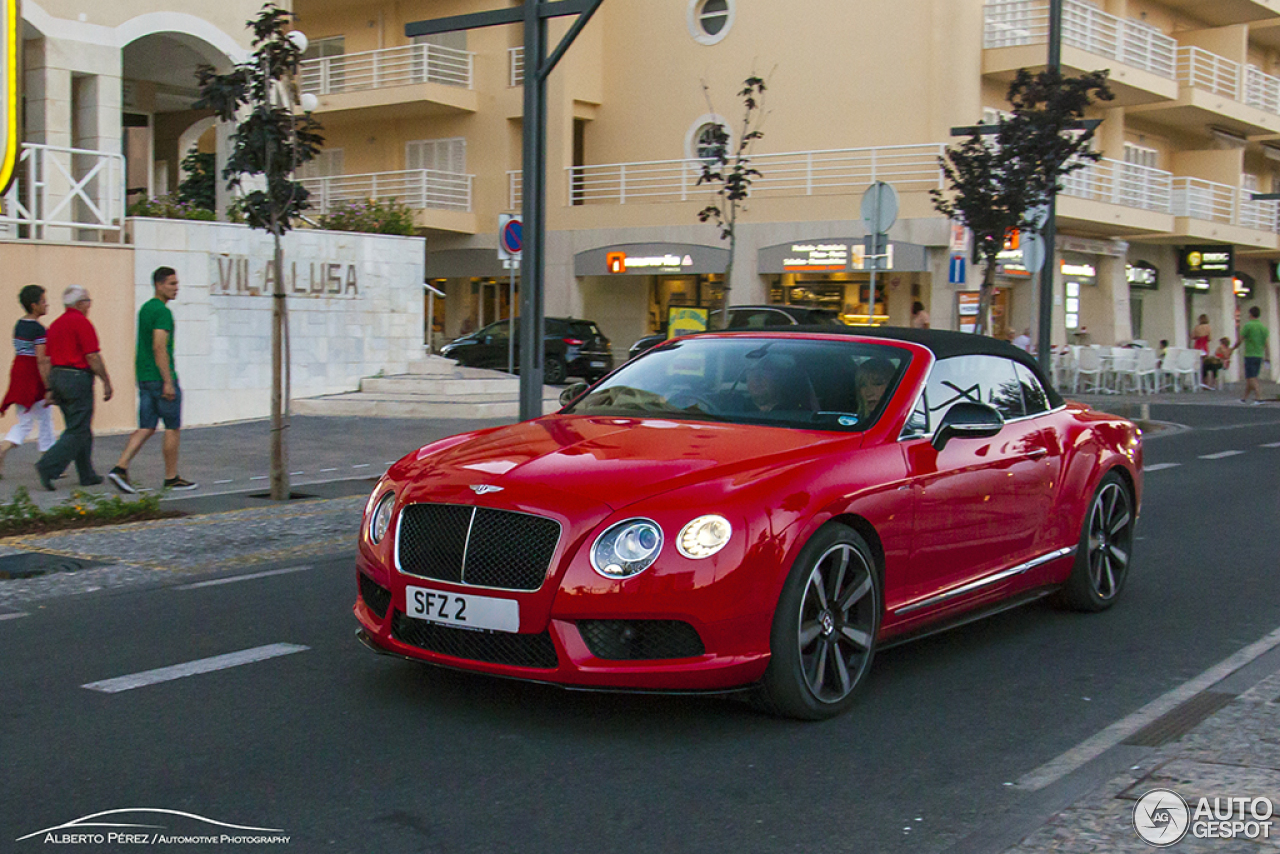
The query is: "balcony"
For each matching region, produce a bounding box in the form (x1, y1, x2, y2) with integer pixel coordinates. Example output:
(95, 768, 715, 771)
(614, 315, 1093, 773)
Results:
(298, 44, 477, 117)
(1057, 158, 1175, 236)
(1169, 177, 1278, 246)
(983, 0, 1178, 106)
(1129, 47, 1280, 136)
(509, 47, 524, 87)
(300, 169, 477, 234)
(1155, 0, 1280, 26)
(0, 143, 126, 242)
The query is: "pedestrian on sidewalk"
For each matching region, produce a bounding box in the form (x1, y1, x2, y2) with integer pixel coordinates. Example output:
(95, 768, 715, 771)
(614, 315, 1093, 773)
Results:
(34, 286, 113, 490)
(0, 285, 55, 477)
(1202, 337, 1232, 390)
(1233, 306, 1270, 405)
(108, 267, 197, 493)
(1191, 313, 1213, 389)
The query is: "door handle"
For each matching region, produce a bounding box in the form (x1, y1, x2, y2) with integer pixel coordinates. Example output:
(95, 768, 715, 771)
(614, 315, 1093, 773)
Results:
(1026, 448, 1048, 460)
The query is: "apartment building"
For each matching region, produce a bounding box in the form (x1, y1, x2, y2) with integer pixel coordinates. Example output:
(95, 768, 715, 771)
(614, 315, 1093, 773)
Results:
(290, 0, 1280, 370)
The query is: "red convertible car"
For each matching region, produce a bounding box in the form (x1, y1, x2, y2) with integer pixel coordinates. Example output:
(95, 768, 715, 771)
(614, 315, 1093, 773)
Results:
(355, 327, 1141, 720)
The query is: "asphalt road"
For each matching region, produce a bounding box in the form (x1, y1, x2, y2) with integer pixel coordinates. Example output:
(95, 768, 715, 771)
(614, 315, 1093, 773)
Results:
(2, 404, 1279, 854)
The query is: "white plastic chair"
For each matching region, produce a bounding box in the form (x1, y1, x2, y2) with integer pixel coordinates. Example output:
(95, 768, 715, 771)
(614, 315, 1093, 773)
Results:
(1168, 347, 1199, 392)
(1133, 347, 1159, 395)
(1108, 348, 1137, 394)
(1073, 346, 1104, 393)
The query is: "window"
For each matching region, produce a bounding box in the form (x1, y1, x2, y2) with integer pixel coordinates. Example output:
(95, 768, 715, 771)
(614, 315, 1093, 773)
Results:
(302, 36, 344, 62)
(726, 309, 792, 329)
(406, 138, 466, 173)
(1014, 363, 1050, 416)
(1124, 143, 1158, 169)
(298, 148, 344, 180)
(411, 32, 468, 86)
(687, 0, 734, 45)
(917, 355, 1024, 433)
(687, 117, 731, 162)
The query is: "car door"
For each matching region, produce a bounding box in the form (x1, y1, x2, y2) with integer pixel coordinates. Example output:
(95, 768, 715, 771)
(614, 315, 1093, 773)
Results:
(898, 355, 1056, 609)
(472, 320, 512, 369)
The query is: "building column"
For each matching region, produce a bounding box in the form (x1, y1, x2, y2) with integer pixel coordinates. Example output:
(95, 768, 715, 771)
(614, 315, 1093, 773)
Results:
(1096, 255, 1131, 344)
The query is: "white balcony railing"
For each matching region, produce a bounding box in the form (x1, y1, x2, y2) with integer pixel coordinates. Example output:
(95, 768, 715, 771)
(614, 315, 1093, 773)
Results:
(1238, 190, 1280, 232)
(568, 144, 948, 205)
(1176, 46, 1241, 100)
(300, 169, 473, 215)
(1170, 177, 1239, 224)
(0, 143, 126, 240)
(509, 47, 524, 87)
(1244, 65, 1280, 115)
(1059, 157, 1173, 213)
(298, 43, 474, 96)
(508, 170, 522, 210)
(984, 0, 1176, 79)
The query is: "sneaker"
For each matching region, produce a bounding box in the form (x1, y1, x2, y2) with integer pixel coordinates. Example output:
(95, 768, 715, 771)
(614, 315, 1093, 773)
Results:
(34, 465, 55, 492)
(1250, 400, 1263, 406)
(80, 474, 104, 487)
(107, 467, 137, 495)
(164, 476, 198, 491)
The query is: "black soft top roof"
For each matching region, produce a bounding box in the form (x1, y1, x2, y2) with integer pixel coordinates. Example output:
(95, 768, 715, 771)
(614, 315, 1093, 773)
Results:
(719, 324, 1066, 408)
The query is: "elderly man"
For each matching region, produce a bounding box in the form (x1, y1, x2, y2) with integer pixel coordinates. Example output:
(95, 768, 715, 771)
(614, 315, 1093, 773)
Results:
(34, 286, 113, 490)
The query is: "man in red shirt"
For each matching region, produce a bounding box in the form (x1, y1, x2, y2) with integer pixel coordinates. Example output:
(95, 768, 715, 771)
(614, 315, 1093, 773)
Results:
(35, 286, 114, 490)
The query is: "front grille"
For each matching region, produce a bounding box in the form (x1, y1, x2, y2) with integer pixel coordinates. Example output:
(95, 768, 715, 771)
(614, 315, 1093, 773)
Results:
(577, 620, 706, 661)
(398, 503, 561, 591)
(359, 572, 391, 619)
(392, 611, 559, 669)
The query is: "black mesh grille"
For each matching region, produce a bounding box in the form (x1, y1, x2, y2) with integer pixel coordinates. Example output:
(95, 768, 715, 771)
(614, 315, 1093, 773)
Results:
(397, 503, 560, 591)
(392, 611, 558, 669)
(577, 620, 706, 661)
(359, 572, 391, 619)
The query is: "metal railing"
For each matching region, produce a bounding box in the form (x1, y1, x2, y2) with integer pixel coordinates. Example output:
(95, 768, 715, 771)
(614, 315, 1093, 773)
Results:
(984, 0, 1176, 79)
(1176, 46, 1241, 100)
(509, 47, 524, 87)
(568, 144, 948, 205)
(298, 43, 474, 96)
(508, 170, 522, 210)
(1245, 65, 1280, 115)
(1059, 157, 1172, 213)
(300, 168, 474, 214)
(1170, 177, 1238, 224)
(1237, 189, 1280, 232)
(0, 143, 126, 240)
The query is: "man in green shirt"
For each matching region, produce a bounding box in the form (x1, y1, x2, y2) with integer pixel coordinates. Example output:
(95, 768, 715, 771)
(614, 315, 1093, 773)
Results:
(107, 266, 198, 492)
(1233, 305, 1270, 405)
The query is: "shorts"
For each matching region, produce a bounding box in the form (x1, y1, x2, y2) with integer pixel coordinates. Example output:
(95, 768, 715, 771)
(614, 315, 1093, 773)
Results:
(1244, 357, 1263, 380)
(138, 380, 182, 430)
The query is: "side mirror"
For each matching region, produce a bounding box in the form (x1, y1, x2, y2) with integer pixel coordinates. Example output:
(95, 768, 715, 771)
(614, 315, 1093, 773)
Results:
(559, 381, 589, 407)
(931, 401, 1004, 452)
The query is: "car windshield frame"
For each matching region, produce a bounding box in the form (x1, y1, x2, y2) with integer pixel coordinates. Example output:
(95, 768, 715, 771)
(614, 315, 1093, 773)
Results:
(563, 335, 911, 432)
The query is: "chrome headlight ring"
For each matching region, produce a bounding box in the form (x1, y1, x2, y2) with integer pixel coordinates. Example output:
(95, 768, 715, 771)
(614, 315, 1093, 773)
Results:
(590, 518, 664, 579)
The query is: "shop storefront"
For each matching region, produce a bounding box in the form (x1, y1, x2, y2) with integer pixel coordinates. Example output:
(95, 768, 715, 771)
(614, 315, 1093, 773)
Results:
(1060, 254, 1098, 342)
(1126, 260, 1159, 343)
(757, 239, 931, 326)
(574, 243, 728, 351)
(425, 248, 521, 342)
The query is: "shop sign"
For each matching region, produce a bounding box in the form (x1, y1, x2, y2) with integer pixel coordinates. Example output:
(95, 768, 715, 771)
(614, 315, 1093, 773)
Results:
(1060, 260, 1097, 280)
(1183, 278, 1211, 292)
(575, 243, 727, 276)
(667, 306, 709, 339)
(1127, 261, 1159, 290)
(1233, 271, 1254, 299)
(1177, 245, 1234, 277)
(782, 243, 849, 272)
(851, 242, 894, 271)
(957, 291, 981, 333)
(996, 230, 1033, 277)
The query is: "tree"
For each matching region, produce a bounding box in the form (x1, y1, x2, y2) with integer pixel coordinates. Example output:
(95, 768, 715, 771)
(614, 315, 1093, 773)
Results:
(696, 76, 766, 329)
(932, 68, 1112, 336)
(175, 147, 216, 213)
(194, 3, 324, 500)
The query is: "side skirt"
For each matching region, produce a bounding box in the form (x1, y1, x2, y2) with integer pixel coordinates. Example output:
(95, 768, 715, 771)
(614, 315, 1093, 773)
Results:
(878, 585, 1059, 651)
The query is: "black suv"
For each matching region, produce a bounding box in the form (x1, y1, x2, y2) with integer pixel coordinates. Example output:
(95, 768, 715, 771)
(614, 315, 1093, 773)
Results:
(441, 317, 613, 384)
(627, 304, 844, 361)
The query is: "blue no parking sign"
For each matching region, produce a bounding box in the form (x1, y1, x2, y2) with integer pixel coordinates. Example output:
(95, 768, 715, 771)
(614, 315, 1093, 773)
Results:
(499, 214, 523, 261)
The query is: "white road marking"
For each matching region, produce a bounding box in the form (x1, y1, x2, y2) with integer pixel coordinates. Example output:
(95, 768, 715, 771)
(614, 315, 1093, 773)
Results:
(1142, 463, 1181, 472)
(351, 464, 370, 469)
(289, 471, 304, 476)
(318, 467, 339, 473)
(1015, 624, 1280, 791)
(250, 475, 268, 481)
(82, 644, 309, 694)
(213, 479, 233, 484)
(1199, 450, 1244, 460)
(174, 565, 313, 590)
(1261, 442, 1280, 448)
(0, 612, 29, 621)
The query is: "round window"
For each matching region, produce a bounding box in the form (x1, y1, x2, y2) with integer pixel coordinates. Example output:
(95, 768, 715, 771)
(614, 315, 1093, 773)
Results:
(687, 0, 734, 45)
(686, 115, 732, 161)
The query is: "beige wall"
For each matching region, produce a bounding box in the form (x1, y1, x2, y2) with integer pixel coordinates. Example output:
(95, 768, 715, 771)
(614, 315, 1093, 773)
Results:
(0, 243, 137, 435)
(31, 0, 265, 51)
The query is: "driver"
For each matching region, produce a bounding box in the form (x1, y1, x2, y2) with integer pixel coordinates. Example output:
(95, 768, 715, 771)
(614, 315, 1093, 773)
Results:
(855, 358, 895, 420)
(745, 354, 811, 412)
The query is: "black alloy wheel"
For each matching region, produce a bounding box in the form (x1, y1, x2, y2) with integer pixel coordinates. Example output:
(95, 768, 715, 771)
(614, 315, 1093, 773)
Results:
(1060, 471, 1134, 612)
(755, 523, 881, 720)
(544, 356, 568, 385)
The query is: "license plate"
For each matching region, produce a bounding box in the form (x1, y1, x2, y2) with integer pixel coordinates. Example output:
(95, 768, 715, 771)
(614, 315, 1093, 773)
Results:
(590, 360, 606, 368)
(404, 585, 519, 633)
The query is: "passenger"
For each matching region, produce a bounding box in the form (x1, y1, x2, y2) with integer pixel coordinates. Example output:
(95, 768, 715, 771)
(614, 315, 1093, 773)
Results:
(856, 358, 896, 420)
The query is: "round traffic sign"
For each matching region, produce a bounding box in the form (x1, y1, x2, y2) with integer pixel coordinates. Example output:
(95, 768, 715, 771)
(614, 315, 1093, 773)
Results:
(500, 218, 523, 255)
(1020, 232, 1046, 273)
(861, 181, 899, 234)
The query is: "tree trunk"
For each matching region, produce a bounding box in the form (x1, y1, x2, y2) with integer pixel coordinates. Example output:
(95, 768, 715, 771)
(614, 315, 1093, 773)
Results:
(974, 259, 997, 337)
(270, 230, 290, 501)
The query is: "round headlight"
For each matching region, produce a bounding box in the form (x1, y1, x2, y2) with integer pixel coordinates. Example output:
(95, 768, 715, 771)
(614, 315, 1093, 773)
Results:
(591, 519, 664, 579)
(369, 492, 396, 544)
(677, 514, 732, 559)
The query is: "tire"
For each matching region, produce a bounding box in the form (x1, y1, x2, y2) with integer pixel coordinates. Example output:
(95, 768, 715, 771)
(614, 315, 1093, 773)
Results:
(753, 523, 881, 720)
(1059, 471, 1134, 612)
(544, 356, 567, 385)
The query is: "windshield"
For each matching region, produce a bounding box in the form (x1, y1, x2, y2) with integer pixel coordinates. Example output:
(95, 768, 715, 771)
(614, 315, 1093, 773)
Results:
(564, 336, 911, 431)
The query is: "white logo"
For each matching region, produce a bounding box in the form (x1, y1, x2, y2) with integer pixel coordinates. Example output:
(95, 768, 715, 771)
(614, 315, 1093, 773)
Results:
(17, 808, 289, 845)
(470, 484, 503, 495)
(1134, 789, 1190, 847)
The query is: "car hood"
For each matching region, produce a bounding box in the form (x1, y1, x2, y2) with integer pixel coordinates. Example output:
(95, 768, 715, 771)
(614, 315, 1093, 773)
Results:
(399, 415, 862, 511)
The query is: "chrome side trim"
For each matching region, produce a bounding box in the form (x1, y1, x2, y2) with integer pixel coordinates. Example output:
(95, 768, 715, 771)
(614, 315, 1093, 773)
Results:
(893, 546, 1076, 616)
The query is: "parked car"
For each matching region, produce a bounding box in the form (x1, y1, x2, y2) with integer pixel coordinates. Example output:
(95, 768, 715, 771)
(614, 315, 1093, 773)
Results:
(627, 304, 844, 361)
(440, 317, 612, 384)
(355, 327, 1141, 720)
